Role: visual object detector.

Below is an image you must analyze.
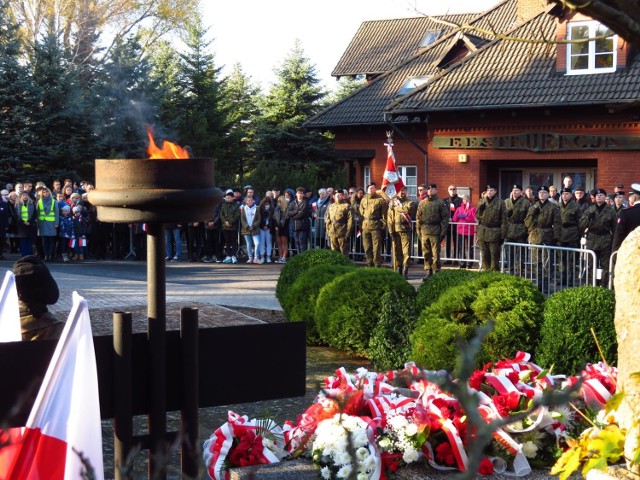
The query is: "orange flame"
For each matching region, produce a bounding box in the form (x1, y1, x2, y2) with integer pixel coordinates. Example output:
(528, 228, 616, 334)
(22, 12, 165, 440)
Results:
(147, 128, 190, 159)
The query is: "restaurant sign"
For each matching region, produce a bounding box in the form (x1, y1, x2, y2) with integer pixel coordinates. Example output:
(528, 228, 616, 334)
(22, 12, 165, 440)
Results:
(433, 133, 640, 151)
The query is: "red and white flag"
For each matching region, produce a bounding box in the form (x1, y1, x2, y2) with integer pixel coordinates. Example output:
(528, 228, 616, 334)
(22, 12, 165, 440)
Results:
(0, 292, 104, 480)
(381, 139, 405, 199)
(0, 271, 21, 342)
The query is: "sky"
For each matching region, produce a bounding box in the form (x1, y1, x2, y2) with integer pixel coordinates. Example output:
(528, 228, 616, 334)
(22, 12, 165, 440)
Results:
(203, 0, 499, 92)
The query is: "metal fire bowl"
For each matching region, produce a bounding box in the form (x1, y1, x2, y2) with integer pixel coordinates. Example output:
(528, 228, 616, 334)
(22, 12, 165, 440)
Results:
(88, 158, 223, 223)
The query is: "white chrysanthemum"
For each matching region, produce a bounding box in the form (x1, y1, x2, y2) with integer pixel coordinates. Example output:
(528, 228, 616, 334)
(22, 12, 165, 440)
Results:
(403, 446, 420, 464)
(357, 473, 370, 480)
(405, 423, 419, 437)
(337, 464, 353, 478)
(388, 414, 409, 430)
(363, 454, 378, 471)
(509, 420, 524, 431)
(522, 441, 539, 458)
(320, 466, 332, 479)
(334, 450, 352, 467)
(378, 436, 392, 451)
(519, 429, 545, 449)
(356, 447, 370, 461)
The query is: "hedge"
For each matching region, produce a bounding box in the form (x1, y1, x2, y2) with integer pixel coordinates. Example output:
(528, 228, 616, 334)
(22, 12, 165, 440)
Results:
(535, 286, 616, 374)
(415, 269, 479, 312)
(315, 268, 416, 357)
(283, 264, 357, 344)
(275, 249, 353, 307)
(411, 273, 544, 371)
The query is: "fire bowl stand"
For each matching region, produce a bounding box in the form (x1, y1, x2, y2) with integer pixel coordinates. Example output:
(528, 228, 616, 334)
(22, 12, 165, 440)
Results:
(89, 158, 222, 479)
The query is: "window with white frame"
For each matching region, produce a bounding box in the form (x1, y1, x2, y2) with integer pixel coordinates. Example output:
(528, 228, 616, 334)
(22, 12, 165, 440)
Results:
(363, 165, 371, 188)
(566, 21, 617, 75)
(398, 166, 418, 198)
(396, 76, 432, 96)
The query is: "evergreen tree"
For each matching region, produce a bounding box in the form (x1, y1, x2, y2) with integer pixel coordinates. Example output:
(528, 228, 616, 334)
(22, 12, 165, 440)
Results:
(174, 18, 228, 160)
(149, 40, 183, 136)
(220, 63, 262, 184)
(327, 75, 366, 104)
(254, 40, 333, 175)
(0, 0, 40, 178)
(90, 35, 161, 158)
(29, 29, 94, 176)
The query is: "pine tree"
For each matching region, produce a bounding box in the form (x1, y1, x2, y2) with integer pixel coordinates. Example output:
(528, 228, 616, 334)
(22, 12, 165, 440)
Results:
(220, 63, 262, 184)
(0, 0, 40, 178)
(149, 40, 183, 137)
(29, 29, 94, 176)
(254, 40, 333, 174)
(174, 18, 228, 160)
(90, 34, 161, 158)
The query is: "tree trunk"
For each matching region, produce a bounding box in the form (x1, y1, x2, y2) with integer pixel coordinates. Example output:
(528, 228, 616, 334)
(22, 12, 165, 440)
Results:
(613, 227, 640, 474)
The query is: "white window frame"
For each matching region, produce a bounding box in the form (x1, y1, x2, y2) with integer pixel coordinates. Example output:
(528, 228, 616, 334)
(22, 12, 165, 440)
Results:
(566, 20, 617, 75)
(397, 76, 432, 96)
(363, 165, 371, 188)
(420, 30, 441, 48)
(398, 165, 418, 198)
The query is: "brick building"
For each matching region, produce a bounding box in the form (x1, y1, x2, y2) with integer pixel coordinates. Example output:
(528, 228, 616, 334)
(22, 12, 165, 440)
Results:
(305, 0, 640, 200)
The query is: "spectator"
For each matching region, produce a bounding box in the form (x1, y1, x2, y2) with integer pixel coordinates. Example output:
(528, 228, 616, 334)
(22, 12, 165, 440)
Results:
(274, 189, 292, 263)
(204, 202, 223, 263)
(220, 190, 240, 264)
(14, 191, 37, 257)
(287, 187, 311, 254)
(444, 185, 462, 263)
(312, 188, 331, 249)
(36, 186, 59, 262)
(165, 223, 182, 261)
(452, 194, 477, 269)
(58, 205, 74, 262)
(71, 205, 89, 260)
(258, 195, 275, 263)
(14, 255, 64, 340)
(240, 196, 261, 263)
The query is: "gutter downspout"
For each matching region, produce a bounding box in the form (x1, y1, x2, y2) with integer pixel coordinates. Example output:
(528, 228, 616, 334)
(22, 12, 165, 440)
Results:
(384, 112, 429, 184)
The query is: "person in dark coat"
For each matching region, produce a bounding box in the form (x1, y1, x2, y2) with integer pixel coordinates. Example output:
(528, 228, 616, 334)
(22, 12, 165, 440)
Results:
(612, 183, 640, 253)
(287, 187, 311, 254)
(14, 255, 65, 341)
(0, 193, 9, 260)
(14, 191, 38, 257)
(579, 188, 617, 286)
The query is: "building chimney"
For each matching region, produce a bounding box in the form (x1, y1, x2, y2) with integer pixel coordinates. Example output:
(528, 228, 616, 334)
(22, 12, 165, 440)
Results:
(517, 0, 547, 23)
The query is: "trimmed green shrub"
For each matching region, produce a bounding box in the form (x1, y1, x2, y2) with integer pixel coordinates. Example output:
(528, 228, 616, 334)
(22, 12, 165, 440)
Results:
(315, 268, 416, 357)
(536, 286, 616, 374)
(411, 273, 544, 371)
(368, 290, 417, 370)
(283, 264, 357, 344)
(275, 249, 353, 307)
(416, 269, 479, 312)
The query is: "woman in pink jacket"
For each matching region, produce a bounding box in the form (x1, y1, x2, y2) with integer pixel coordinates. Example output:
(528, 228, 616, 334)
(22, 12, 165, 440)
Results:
(452, 194, 477, 268)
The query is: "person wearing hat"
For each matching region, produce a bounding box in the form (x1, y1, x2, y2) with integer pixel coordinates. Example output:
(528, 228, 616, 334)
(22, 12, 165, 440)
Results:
(613, 191, 626, 218)
(220, 189, 240, 263)
(504, 184, 530, 274)
(13, 190, 38, 257)
(13, 255, 65, 340)
(325, 189, 354, 258)
(579, 188, 617, 286)
(287, 187, 311, 254)
(416, 183, 449, 279)
(525, 185, 561, 292)
(557, 187, 582, 285)
(573, 186, 589, 213)
(476, 184, 507, 272)
(612, 183, 640, 253)
(613, 184, 629, 208)
(359, 183, 389, 267)
(386, 186, 416, 277)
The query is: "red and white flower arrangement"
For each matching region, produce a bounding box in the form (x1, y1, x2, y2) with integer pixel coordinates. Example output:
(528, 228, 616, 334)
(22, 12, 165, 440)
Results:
(203, 353, 617, 479)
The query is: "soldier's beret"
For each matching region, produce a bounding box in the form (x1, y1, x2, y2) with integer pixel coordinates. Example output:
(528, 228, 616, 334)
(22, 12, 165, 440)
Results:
(595, 188, 607, 195)
(512, 184, 523, 190)
(485, 184, 496, 190)
(561, 187, 573, 194)
(538, 185, 549, 192)
(614, 191, 625, 197)
(616, 184, 624, 189)
(574, 186, 585, 192)
(428, 183, 437, 189)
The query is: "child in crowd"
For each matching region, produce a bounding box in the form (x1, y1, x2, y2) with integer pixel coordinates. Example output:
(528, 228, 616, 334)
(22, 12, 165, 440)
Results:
(71, 205, 89, 260)
(240, 196, 261, 263)
(58, 205, 74, 262)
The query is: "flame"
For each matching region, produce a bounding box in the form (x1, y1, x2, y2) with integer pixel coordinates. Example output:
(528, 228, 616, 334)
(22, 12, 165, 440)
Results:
(147, 128, 190, 159)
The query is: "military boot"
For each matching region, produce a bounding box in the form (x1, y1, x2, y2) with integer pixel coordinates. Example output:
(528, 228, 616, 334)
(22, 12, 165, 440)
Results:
(402, 265, 409, 279)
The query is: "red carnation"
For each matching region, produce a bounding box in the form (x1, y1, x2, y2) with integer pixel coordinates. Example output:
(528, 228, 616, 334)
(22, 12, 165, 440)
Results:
(435, 442, 456, 466)
(478, 457, 494, 475)
(469, 370, 486, 390)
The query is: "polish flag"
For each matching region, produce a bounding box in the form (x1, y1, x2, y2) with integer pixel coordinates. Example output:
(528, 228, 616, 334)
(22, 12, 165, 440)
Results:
(0, 271, 21, 342)
(0, 292, 104, 480)
(381, 139, 405, 199)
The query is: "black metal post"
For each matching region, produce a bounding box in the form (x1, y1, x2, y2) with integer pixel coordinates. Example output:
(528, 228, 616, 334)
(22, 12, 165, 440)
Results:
(113, 311, 133, 480)
(180, 307, 199, 478)
(147, 222, 167, 479)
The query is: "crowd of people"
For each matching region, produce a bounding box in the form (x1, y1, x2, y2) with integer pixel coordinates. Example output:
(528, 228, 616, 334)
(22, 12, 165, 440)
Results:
(2, 177, 639, 289)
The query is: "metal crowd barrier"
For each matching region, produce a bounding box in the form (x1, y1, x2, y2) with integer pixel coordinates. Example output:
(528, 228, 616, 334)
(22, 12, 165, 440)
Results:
(501, 242, 598, 295)
(608, 250, 618, 289)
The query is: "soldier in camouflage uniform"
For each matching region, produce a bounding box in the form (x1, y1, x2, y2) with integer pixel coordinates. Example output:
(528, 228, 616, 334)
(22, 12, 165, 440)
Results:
(557, 187, 582, 285)
(359, 184, 389, 267)
(387, 186, 417, 278)
(416, 184, 449, 280)
(504, 184, 529, 274)
(525, 186, 561, 292)
(325, 189, 353, 256)
(476, 184, 507, 272)
(579, 188, 617, 286)
(350, 187, 365, 260)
